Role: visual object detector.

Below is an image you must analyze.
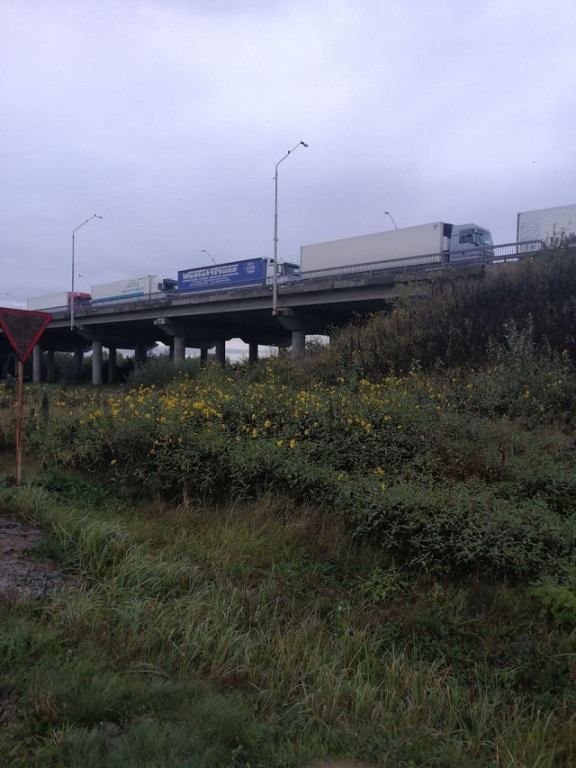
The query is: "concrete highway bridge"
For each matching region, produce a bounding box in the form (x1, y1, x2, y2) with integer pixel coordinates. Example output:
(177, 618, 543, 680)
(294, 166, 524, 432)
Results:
(1, 241, 540, 384)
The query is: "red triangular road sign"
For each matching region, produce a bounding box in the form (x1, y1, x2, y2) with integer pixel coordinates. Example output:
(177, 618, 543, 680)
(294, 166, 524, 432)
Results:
(0, 307, 52, 362)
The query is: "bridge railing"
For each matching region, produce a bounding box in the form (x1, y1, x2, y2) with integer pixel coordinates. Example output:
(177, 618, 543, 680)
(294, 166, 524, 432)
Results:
(42, 240, 548, 319)
(295, 240, 545, 283)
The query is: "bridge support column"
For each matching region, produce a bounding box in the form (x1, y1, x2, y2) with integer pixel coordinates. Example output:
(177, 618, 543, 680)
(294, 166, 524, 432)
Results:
(200, 348, 208, 368)
(108, 346, 117, 384)
(215, 340, 226, 367)
(135, 345, 147, 366)
(92, 340, 103, 385)
(291, 331, 306, 359)
(32, 345, 42, 383)
(173, 336, 186, 363)
(74, 346, 84, 379)
(248, 342, 258, 365)
(46, 351, 55, 382)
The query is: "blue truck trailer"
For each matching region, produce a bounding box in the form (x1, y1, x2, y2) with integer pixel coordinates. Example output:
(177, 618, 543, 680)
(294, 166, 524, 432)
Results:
(177, 258, 299, 292)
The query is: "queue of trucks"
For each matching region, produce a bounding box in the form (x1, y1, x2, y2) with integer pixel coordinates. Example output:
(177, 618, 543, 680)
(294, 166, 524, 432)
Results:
(25, 204, 575, 312)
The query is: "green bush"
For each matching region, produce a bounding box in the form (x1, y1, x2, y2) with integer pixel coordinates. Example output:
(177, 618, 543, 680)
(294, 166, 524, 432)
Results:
(533, 583, 576, 628)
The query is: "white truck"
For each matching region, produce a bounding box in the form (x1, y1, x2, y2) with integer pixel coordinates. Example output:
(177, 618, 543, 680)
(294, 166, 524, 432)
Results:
(300, 222, 493, 274)
(27, 291, 91, 310)
(91, 275, 176, 303)
(517, 204, 576, 244)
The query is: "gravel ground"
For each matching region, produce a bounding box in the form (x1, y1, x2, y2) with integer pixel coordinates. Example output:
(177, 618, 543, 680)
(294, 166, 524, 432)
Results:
(0, 515, 71, 602)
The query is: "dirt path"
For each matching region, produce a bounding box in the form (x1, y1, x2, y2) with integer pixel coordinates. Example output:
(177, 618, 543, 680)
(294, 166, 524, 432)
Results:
(0, 515, 71, 602)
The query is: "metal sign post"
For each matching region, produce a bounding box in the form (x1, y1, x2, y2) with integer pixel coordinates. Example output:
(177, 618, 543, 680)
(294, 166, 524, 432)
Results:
(15, 359, 24, 484)
(0, 307, 52, 484)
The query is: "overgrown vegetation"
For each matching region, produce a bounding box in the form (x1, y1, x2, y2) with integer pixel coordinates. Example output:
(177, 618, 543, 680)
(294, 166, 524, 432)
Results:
(1, 245, 576, 766)
(320, 238, 576, 379)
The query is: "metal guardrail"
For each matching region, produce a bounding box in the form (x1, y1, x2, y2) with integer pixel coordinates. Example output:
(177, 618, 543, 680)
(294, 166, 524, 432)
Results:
(296, 240, 545, 283)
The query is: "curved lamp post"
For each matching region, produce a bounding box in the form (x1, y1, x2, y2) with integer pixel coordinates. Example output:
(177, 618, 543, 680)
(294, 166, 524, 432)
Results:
(273, 141, 308, 316)
(201, 249, 217, 265)
(71, 215, 102, 329)
(78, 273, 92, 291)
(385, 211, 398, 230)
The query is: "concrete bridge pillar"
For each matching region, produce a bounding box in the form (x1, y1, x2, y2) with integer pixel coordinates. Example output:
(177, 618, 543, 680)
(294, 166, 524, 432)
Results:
(200, 348, 208, 368)
(173, 336, 186, 363)
(92, 340, 103, 385)
(46, 351, 55, 382)
(135, 345, 147, 366)
(74, 346, 84, 379)
(32, 344, 42, 383)
(215, 340, 226, 367)
(108, 346, 117, 384)
(291, 331, 306, 359)
(248, 342, 258, 365)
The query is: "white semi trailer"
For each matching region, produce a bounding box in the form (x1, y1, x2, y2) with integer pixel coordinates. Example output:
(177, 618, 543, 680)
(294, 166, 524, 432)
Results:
(27, 291, 91, 310)
(91, 275, 176, 303)
(300, 222, 493, 274)
(517, 204, 576, 244)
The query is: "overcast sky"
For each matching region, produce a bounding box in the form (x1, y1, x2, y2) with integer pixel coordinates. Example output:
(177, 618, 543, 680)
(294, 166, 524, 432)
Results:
(2, 0, 575, 313)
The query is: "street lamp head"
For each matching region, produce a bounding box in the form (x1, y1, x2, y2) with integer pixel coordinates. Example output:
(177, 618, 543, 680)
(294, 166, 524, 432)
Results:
(300, 141, 309, 147)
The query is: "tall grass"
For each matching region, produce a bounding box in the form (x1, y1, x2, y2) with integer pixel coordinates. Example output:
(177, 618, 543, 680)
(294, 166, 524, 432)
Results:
(1, 481, 575, 766)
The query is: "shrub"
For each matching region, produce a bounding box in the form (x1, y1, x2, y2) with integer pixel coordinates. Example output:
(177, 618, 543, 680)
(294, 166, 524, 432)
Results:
(533, 583, 576, 629)
(128, 354, 203, 387)
(316, 246, 576, 379)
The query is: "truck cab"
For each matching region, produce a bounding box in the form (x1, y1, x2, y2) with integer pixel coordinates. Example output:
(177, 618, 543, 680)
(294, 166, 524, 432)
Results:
(278, 261, 300, 280)
(263, 259, 300, 282)
(448, 223, 494, 262)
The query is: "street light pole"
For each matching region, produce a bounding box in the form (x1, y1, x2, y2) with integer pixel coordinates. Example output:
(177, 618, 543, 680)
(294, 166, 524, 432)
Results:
(385, 211, 398, 230)
(273, 141, 308, 316)
(201, 249, 217, 265)
(78, 273, 92, 291)
(71, 215, 102, 329)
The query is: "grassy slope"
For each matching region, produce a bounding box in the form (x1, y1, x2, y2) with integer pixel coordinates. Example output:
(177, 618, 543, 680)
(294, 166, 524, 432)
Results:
(0, 471, 575, 767)
(1, 247, 576, 766)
